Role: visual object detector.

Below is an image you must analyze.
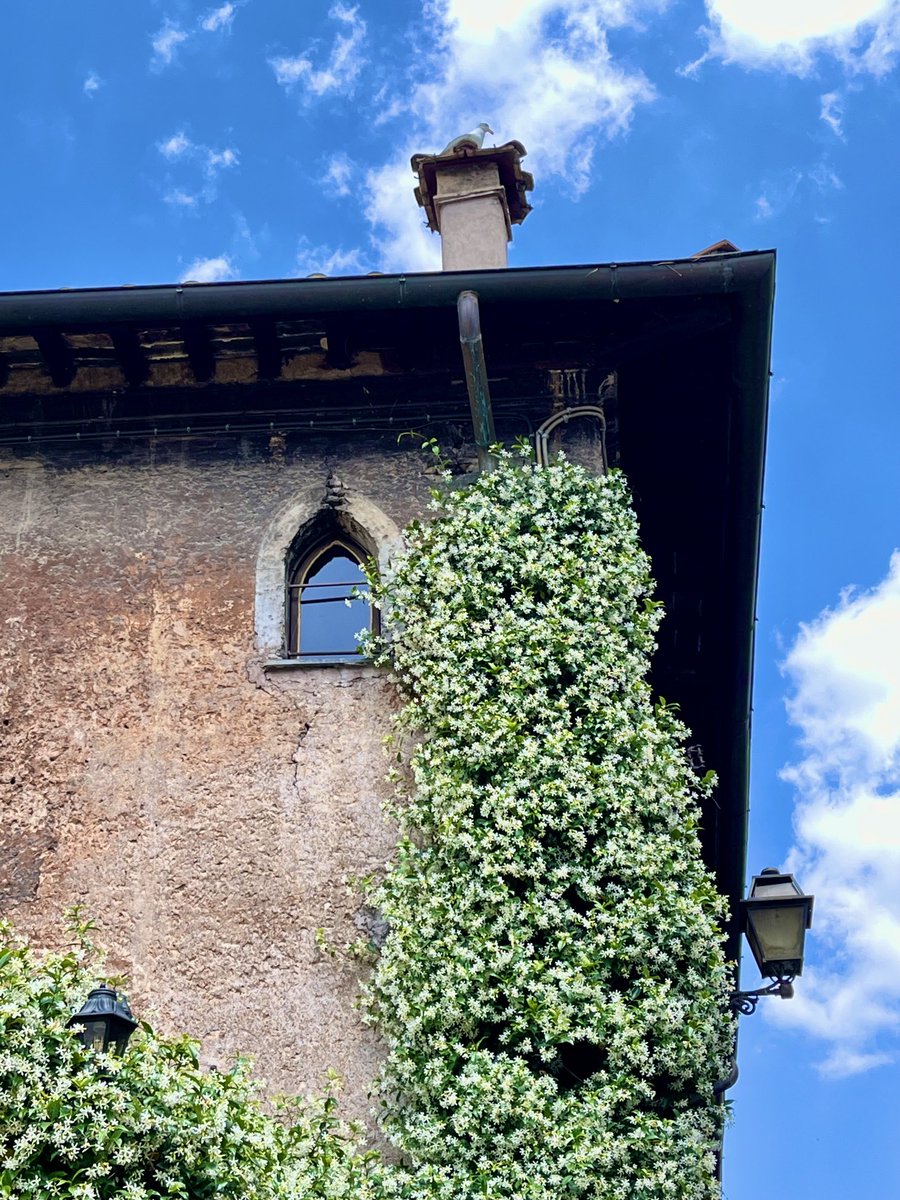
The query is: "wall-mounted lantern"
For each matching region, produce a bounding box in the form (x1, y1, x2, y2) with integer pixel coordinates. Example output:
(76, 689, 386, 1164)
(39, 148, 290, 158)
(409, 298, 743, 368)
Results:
(67, 983, 138, 1054)
(730, 868, 814, 1016)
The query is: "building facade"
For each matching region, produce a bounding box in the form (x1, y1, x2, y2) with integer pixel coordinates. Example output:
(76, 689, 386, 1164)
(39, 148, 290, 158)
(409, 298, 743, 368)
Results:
(0, 171, 775, 1124)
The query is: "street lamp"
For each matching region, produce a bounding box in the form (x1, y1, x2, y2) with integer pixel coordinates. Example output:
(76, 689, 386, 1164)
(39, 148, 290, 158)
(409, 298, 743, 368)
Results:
(730, 867, 814, 1016)
(67, 983, 138, 1054)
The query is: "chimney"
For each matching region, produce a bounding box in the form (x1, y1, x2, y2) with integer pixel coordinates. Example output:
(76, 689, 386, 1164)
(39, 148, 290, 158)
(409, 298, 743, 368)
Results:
(411, 138, 534, 271)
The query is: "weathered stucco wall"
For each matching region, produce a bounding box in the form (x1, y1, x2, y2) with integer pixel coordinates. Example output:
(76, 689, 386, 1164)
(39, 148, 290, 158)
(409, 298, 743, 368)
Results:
(0, 437, 435, 1125)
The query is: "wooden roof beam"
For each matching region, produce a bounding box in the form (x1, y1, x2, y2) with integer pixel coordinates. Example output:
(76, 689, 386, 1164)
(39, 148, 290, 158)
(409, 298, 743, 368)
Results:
(110, 327, 149, 387)
(324, 320, 353, 370)
(35, 329, 76, 388)
(250, 319, 282, 380)
(181, 321, 215, 384)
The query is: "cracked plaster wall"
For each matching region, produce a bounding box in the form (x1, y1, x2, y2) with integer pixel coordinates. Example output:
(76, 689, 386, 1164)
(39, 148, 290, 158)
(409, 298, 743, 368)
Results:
(0, 439, 434, 1127)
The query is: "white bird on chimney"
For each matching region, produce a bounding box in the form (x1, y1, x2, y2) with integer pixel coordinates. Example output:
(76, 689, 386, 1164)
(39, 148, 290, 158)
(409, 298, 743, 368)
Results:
(439, 122, 494, 156)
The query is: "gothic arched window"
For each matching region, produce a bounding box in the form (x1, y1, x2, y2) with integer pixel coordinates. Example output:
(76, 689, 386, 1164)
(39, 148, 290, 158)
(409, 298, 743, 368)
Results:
(286, 534, 375, 660)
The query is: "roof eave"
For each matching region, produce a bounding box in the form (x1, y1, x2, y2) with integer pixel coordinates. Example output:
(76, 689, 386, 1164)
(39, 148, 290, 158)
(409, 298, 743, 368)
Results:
(0, 252, 775, 331)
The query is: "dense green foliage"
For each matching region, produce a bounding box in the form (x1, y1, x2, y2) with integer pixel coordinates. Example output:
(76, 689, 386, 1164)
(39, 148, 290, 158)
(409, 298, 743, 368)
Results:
(365, 454, 734, 1199)
(1, 454, 732, 1200)
(0, 916, 371, 1200)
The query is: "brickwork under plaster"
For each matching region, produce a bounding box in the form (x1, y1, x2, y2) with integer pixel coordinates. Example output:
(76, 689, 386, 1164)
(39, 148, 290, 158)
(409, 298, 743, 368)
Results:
(0, 438, 435, 1129)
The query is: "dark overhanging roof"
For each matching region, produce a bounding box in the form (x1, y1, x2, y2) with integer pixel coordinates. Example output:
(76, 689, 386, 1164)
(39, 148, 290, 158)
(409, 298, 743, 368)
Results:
(0, 252, 772, 326)
(0, 251, 776, 966)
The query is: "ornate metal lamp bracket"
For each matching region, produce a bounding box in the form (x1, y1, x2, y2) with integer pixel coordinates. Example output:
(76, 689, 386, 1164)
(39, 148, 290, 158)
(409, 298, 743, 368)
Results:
(730, 975, 795, 1016)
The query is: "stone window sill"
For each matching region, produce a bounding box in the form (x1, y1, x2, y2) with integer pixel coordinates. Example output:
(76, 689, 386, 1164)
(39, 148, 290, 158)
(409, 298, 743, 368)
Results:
(263, 655, 377, 670)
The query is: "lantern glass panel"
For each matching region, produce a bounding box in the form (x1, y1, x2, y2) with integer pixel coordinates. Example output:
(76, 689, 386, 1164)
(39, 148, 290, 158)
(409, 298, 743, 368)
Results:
(748, 905, 806, 967)
(112, 1023, 133, 1054)
(753, 876, 801, 900)
(81, 1019, 108, 1052)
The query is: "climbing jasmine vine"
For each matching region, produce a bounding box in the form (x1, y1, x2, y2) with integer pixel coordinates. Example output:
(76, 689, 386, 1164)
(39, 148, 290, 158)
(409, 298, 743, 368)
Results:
(363, 451, 734, 1200)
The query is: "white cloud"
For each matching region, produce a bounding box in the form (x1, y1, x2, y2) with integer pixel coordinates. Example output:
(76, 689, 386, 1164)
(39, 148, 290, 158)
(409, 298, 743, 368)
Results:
(153, 4, 240, 64)
(157, 135, 238, 207)
(373, 93, 406, 127)
(158, 135, 237, 175)
(165, 190, 199, 208)
(270, 57, 306, 86)
(270, 3, 367, 96)
(151, 19, 189, 66)
(754, 194, 774, 219)
(321, 152, 354, 197)
(364, 0, 660, 271)
(179, 255, 237, 283)
(419, 0, 658, 185)
(159, 131, 193, 159)
(689, 1, 900, 76)
(83, 72, 101, 97)
(748, 166, 819, 222)
(860, 2, 900, 71)
(820, 91, 846, 137)
(808, 161, 844, 191)
(295, 238, 367, 276)
(773, 553, 900, 1076)
(752, 161, 843, 226)
(232, 211, 262, 261)
(201, 3, 237, 33)
(365, 158, 442, 273)
(206, 147, 239, 173)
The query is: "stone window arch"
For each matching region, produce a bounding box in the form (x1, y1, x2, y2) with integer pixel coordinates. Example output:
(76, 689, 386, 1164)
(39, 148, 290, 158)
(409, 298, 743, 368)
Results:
(255, 488, 402, 664)
(285, 523, 376, 660)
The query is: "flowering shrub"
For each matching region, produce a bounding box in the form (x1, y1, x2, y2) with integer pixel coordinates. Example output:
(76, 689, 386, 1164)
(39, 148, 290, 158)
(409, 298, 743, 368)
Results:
(0, 914, 372, 1200)
(364, 453, 734, 1199)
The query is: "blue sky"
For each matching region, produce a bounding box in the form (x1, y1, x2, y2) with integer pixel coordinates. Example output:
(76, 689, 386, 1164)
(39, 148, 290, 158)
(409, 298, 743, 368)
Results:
(3, 1, 899, 1195)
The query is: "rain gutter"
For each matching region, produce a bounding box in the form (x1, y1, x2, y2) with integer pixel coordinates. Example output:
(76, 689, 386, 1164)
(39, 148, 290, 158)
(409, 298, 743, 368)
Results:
(0, 253, 775, 331)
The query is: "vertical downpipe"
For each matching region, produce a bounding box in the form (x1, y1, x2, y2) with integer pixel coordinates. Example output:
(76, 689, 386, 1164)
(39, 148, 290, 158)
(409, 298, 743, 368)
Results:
(457, 290, 497, 473)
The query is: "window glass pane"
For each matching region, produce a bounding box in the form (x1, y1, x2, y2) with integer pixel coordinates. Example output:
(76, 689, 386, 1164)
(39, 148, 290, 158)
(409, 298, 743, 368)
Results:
(306, 554, 364, 587)
(300, 553, 369, 656)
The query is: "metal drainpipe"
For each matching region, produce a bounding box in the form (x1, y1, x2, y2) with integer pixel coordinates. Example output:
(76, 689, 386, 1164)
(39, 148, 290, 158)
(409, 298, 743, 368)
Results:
(713, 1057, 739, 1097)
(457, 290, 496, 473)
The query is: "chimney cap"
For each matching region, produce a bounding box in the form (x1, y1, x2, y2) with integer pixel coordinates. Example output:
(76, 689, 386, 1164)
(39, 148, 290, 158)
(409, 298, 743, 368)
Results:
(411, 141, 534, 234)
